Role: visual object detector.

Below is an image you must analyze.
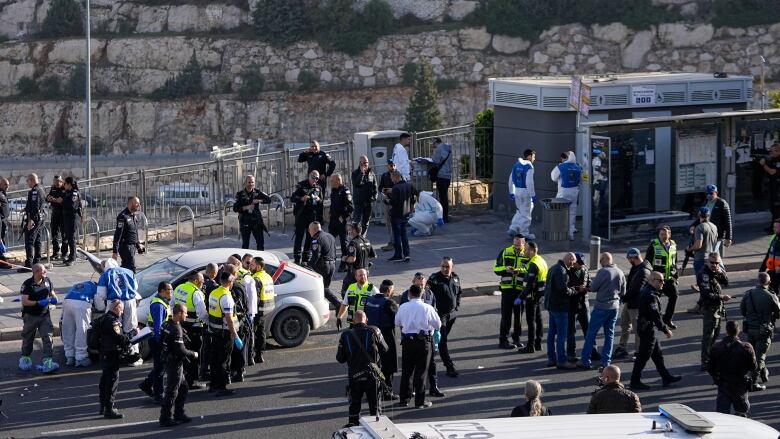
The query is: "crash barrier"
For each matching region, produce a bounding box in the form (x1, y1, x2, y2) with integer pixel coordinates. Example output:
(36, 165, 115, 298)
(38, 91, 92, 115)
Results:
(176, 205, 195, 247)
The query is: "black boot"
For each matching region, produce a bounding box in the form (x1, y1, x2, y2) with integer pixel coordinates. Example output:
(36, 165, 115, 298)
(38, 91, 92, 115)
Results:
(104, 407, 124, 419)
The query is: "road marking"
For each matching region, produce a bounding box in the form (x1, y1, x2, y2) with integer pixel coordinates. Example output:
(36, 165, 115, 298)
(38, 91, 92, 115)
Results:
(42, 420, 157, 435)
(431, 245, 477, 251)
(446, 379, 551, 393)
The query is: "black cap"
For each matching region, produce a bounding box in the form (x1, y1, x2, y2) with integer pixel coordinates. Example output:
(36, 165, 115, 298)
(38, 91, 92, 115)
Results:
(380, 279, 394, 287)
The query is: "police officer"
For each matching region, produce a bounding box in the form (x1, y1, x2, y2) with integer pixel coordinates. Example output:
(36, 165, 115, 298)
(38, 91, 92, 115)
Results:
(21, 173, 45, 270)
(61, 177, 81, 266)
(740, 272, 780, 390)
(518, 243, 546, 354)
(250, 257, 275, 364)
(99, 300, 132, 419)
(428, 257, 462, 377)
(336, 310, 388, 427)
(225, 263, 252, 382)
(508, 149, 537, 239)
(200, 263, 219, 382)
(139, 282, 172, 403)
(160, 303, 199, 427)
(493, 234, 528, 350)
(629, 272, 681, 391)
(351, 155, 377, 237)
(760, 218, 780, 294)
(550, 151, 582, 241)
(341, 223, 373, 295)
(645, 225, 680, 329)
(400, 273, 444, 398)
(172, 272, 209, 388)
(208, 272, 240, 396)
(708, 321, 757, 417)
(697, 252, 730, 371)
(19, 263, 59, 373)
(328, 173, 353, 268)
(233, 175, 272, 250)
(298, 140, 336, 196)
(378, 160, 397, 251)
(46, 175, 66, 261)
(308, 221, 340, 309)
(337, 268, 379, 329)
(365, 280, 398, 400)
(111, 196, 145, 273)
(291, 170, 323, 265)
(759, 143, 780, 234)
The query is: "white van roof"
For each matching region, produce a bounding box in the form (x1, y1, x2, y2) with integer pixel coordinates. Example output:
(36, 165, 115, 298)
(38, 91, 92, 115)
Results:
(340, 412, 779, 439)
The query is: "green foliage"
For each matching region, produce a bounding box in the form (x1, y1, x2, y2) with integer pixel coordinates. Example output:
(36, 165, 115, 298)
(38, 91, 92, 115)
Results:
(297, 69, 319, 92)
(16, 77, 38, 96)
(216, 76, 233, 94)
(712, 0, 780, 27)
(474, 108, 494, 179)
(401, 63, 419, 86)
(67, 64, 87, 98)
(39, 76, 61, 99)
(53, 136, 75, 155)
(252, 0, 309, 47)
(403, 60, 442, 133)
(770, 89, 780, 109)
(312, 0, 395, 55)
(237, 64, 265, 99)
(435, 78, 459, 92)
(148, 52, 203, 100)
(39, 0, 84, 38)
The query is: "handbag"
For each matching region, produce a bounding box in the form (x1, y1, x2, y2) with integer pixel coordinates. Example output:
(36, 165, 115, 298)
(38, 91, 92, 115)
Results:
(428, 150, 451, 182)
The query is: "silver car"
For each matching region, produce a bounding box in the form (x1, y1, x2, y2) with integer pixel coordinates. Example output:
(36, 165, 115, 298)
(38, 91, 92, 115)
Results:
(133, 248, 330, 348)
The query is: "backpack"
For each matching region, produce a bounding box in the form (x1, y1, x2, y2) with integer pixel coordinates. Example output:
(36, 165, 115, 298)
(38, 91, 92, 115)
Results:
(87, 314, 108, 352)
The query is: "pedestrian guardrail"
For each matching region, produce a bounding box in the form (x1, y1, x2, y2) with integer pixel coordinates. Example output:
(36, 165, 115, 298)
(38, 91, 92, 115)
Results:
(223, 200, 238, 240)
(82, 216, 101, 257)
(137, 211, 149, 254)
(176, 205, 195, 247)
(268, 193, 287, 235)
(40, 225, 52, 269)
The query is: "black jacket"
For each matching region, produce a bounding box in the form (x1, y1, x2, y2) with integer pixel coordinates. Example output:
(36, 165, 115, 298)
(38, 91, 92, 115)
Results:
(708, 336, 757, 387)
(309, 230, 337, 269)
(345, 235, 371, 271)
(637, 284, 667, 334)
(696, 265, 729, 312)
(567, 265, 590, 307)
(163, 320, 197, 367)
(625, 260, 652, 309)
(693, 198, 732, 241)
(428, 271, 462, 316)
(329, 186, 353, 222)
(0, 188, 8, 223)
(290, 179, 323, 224)
(47, 186, 66, 213)
(298, 150, 336, 179)
(336, 323, 388, 378)
(510, 400, 551, 417)
(544, 260, 574, 312)
(378, 171, 394, 194)
(385, 180, 415, 219)
(112, 207, 139, 253)
(100, 310, 131, 355)
(62, 189, 82, 218)
(25, 184, 45, 225)
(233, 188, 271, 225)
(351, 168, 377, 205)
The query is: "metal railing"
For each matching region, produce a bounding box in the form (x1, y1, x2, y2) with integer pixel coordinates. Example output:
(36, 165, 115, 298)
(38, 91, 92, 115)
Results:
(176, 205, 195, 247)
(267, 193, 287, 235)
(82, 216, 101, 257)
(40, 225, 52, 269)
(223, 200, 238, 240)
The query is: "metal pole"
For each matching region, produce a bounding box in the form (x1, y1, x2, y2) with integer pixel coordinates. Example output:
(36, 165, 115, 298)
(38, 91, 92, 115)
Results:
(85, 0, 92, 184)
(760, 56, 767, 111)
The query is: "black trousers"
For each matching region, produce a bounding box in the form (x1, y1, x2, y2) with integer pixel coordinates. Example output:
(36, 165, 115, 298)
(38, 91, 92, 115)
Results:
(200, 330, 211, 382)
(293, 222, 313, 264)
(253, 315, 266, 358)
(231, 324, 247, 375)
(427, 338, 438, 390)
(99, 352, 121, 409)
(348, 376, 379, 424)
(631, 327, 671, 384)
(240, 220, 265, 250)
(400, 336, 431, 406)
(436, 178, 450, 222)
(182, 324, 202, 385)
(23, 224, 42, 267)
(50, 211, 64, 255)
(716, 382, 749, 417)
(352, 203, 372, 236)
(316, 261, 340, 309)
(141, 338, 165, 398)
(567, 299, 591, 358)
(62, 215, 79, 261)
(209, 330, 233, 390)
(499, 289, 522, 343)
(769, 271, 780, 296)
(525, 298, 543, 347)
(660, 280, 679, 323)
(769, 190, 780, 231)
(118, 245, 137, 273)
(438, 314, 456, 370)
(161, 363, 189, 420)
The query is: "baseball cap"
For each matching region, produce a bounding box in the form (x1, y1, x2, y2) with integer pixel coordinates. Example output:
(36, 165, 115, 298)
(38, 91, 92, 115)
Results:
(626, 248, 640, 258)
(387, 158, 395, 165)
(705, 184, 718, 194)
(574, 252, 586, 265)
(699, 207, 711, 216)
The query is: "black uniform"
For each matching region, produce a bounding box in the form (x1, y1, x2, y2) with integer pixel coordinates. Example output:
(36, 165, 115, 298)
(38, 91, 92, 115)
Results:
(336, 323, 388, 425)
(309, 230, 340, 309)
(567, 265, 593, 360)
(23, 184, 45, 267)
(160, 320, 198, 423)
(61, 188, 81, 263)
(233, 188, 271, 250)
(328, 185, 353, 258)
(298, 150, 336, 192)
(427, 271, 462, 375)
(630, 284, 676, 387)
(47, 185, 66, 258)
(99, 310, 131, 414)
(199, 277, 218, 381)
(520, 261, 545, 351)
(364, 293, 398, 395)
(0, 187, 8, 257)
(351, 168, 377, 236)
(230, 279, 249, 380)
(112, 207, 142, 272)
(709, 334, 756, 417)
(290, 179, 323, 264)
(697, 265, 729, 367)
(341, 234, 373, 293)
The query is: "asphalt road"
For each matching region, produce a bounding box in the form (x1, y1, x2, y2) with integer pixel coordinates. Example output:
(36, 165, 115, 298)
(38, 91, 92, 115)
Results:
(0, 271, 778, 438)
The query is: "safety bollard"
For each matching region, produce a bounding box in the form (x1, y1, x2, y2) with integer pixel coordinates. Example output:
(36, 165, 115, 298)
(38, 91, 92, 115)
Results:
(589, 236, 601, 269)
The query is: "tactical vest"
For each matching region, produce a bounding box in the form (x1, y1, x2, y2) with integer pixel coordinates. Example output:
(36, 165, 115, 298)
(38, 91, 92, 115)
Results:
(495, 246, 528, 290)
(766, 235, 780, 271)
(147, 294, 171, 325)
(172, 282, 200, 323)
(346, 282, 373, 323)
(252, 270, 276, 314)
(208, 286, 238, 330)
(650, 238, 677, 280)
(529, 254, 549, 285)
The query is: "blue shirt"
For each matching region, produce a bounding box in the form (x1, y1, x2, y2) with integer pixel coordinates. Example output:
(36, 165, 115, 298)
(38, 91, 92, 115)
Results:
(65, 281, 98, 302)
(98, 267, 138, 301)
(150, 302, 168, 340)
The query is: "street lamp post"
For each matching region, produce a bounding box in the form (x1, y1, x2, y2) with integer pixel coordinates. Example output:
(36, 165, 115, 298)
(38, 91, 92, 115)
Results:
(85, 0, 92, 184)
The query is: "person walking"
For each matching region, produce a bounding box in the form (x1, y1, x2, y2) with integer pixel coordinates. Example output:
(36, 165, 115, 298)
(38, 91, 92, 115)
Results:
(740, 272, 780, 390)
(518, 243, 546, 354)
(508, 149, 537, 239)
(629, 272, 681, 391)
(567, 252, 596, 363)
(697, 252, 730, 372)
(290, 170, 324, 265)
(364, 280, 399, 400)
(392, 133, 412, 182)
(578, 253, 625, 370)
(613, 248, 651, 360)
(46, 175, 66, 261)
(159, 303, 199, 427)
(687, 207, 718, 275)
(111, 196, 145, 273)
(98, 300, 133, 419)
(544, 252, 575, 369)
(61, 177, 82, 266)
(171, 272, 209, 388)
(139, 282, 172, 404)
(587, 365, 641, 414)
(250, 256, 275, 364)
(645, 226, 680, 329)
(233, 175, 272, 250)
(700, 184, 732, 257)
(493, 234, 528, 350)
(760, 218, 780, 294)
(308, 221, 340, 309)
(708, 321, 757, 417)
(21, 174, 46, 270)
(428, 257, 462, 378)
(430, 138, 453, 223)
(550, 151, 582, 241)
(61, 280, 97, 367)
(328, 174, 353, 266)
(18, 264, 59, 373)
(351, 155, 377, 238)
(510, 380, 551, 417)
(759, 143, 780, 234)
(385, 171, 415, 262)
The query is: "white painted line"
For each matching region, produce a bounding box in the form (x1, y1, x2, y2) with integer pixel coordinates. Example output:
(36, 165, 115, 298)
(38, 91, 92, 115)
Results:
(42, 420, 157, 435)
(431, 245, 477, 251)
(447, 379, 551, 393)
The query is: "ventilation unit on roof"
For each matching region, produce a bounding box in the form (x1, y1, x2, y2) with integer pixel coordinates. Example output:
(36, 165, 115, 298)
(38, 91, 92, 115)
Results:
(542, 96, 568, 108)
(661, 91, 685, 103)
(719, 89, 741, 100)
(691, 90, 714, 101)
(495, 91, 538, 107)
(603, 94, 628, 106)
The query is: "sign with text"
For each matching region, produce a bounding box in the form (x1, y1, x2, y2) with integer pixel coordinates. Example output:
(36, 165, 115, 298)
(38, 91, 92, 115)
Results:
(579, 83, 592, 117)
(569, 76, 582, 110)
(631, 85, 656, 105)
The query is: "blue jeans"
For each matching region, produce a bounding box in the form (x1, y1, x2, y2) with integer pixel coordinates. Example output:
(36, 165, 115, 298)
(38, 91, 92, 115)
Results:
(391, 217, 409, 259)
(581, 307, 618, 368)
(693, 260, 705, 276)
(547, 311, 569, 365)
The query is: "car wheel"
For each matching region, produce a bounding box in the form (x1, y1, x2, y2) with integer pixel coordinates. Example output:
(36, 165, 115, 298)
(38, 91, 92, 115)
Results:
(271, 308, 310, 348)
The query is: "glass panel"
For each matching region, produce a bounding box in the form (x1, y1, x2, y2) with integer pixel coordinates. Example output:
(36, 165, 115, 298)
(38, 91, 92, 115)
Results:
(608, 128, 657, 218)
(135, 258, 189, 299)
(590, 136, 610, 239)
(733, 120, 780, 213)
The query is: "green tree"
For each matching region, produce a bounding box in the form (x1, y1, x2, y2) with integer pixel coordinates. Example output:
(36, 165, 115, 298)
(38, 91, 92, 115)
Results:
(40, 76, 62, 99)
(149, 52, 203, 100)
(403, 60, 442, 133)
(474, 108, 494, 179)
(253, 0, 309, 47)
(237, 64, 265, 100)
(39, 0, 84, 38)
(297, 70, 319, 92)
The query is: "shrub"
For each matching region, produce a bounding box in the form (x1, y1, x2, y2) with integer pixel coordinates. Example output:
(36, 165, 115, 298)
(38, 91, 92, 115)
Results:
(474, 108, 494, 179)
(16, 77, 38, 96)
(67, 64, 87, 98)
(403, 60, 442, 132)
(216, 76, 232, 94)
(252, 0, 309, 47)
(53, 136, 75, 155)
(40, 76, 62, 98)
(237, 64, 265, 99)
(435, 78, 459, 92)
(148, 52, 203, 100)
(310, 0, 395, 55)
(401, 62, 419, 86)
(712, 0, 780, 27)
(297, 69, 319, 92)
(39, 0, 84, 38)
(770, 89, 780, 109)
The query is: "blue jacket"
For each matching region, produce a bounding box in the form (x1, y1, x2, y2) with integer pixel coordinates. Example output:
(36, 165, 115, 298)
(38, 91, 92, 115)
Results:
(509, 158, 536, 196)
(150, 301, 168, 340)
(65, 281, 98, 302)
(431, 143, 453, 180)
(98, 267, 138, 301)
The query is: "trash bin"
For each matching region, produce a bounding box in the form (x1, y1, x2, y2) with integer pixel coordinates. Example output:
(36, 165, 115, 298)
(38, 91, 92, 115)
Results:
(542, 198, 571, 241)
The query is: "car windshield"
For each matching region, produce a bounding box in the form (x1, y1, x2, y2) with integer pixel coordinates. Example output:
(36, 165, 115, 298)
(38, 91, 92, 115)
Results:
(135, 258, 188, 299)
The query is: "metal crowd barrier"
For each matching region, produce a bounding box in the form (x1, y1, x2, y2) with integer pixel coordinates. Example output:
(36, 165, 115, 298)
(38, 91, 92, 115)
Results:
(82, 216, 101, 257)
(223, 200, 239, 240)
(176, 205, 195, 247)
(137, 211, 149, 254)
(268, 193, 286, 235)
(40, 224, 52, 269)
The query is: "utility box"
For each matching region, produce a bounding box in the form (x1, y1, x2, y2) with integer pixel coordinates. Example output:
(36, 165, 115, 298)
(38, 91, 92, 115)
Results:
(354, 130, 405, 178)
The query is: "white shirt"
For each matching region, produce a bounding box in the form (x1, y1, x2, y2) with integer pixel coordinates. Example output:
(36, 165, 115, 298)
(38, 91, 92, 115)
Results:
(395, 298, 441, 334)
(220, 294, 235, 319)
(392, 143, 411, 181)
(243, 274, 258, 316)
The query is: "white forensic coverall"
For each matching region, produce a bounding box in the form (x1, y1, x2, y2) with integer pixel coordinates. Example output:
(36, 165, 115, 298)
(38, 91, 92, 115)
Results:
(409, 191, 443, 236)
(508, 157, 536, 237)
(550, 151, 582, 239)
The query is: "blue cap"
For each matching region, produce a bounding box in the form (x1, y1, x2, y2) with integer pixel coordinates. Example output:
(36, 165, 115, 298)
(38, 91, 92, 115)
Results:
(626, 248, 640, 258)
(592, 149, 602, 155)
(574, 252, 586, 265)
(699, 207, 711, 216)
(387, 158, 394, 165)
(705, 184, 718, 194)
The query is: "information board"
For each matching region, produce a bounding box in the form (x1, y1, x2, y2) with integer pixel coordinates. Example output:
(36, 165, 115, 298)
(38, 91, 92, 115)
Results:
(631, 85, 656, 105)
(676, 128, 718, 194)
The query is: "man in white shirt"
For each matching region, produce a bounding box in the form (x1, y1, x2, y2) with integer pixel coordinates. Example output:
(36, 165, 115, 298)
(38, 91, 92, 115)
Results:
(395, 285, 441, 409)
(393, 133, 412, 181)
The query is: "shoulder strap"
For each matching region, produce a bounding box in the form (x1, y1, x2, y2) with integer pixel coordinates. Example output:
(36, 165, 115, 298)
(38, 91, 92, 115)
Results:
(438, 150, 451, 167)
(748, 289, 758, 317)
(348, 328, 376, 366)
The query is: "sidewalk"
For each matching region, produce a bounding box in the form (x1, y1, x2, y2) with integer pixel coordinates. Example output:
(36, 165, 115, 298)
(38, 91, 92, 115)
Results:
(0, 205, 772, 341)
